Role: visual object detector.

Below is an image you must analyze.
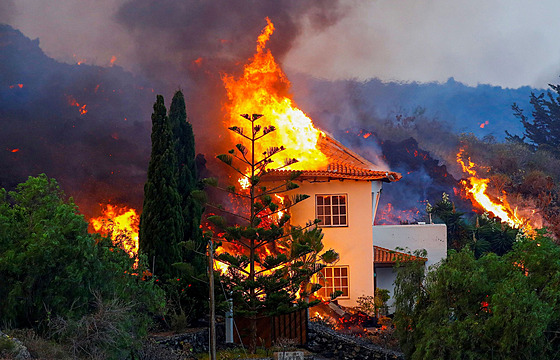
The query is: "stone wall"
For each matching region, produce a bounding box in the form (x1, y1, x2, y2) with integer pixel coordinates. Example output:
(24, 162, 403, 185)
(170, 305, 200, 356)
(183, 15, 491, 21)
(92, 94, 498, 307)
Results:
(306, 323, 404, 360)
(140, 325, 225, 360)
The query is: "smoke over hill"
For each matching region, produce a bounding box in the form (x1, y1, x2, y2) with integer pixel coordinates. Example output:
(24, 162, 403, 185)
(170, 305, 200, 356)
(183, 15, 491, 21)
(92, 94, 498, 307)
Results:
(0, 21, 544, 223)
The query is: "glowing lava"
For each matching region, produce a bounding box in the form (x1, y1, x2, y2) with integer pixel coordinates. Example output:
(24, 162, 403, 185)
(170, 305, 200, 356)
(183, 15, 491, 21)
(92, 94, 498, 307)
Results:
(90, 204, 139, 260)
(457, 149, 533, 233)
(66, 95, 88, 115)
(222, 17, 328, 173)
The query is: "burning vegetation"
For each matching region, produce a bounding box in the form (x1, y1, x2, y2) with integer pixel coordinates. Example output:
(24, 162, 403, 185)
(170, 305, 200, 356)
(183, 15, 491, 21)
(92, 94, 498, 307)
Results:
(89, 203, 140, 260)
(457, 148, 534, 235)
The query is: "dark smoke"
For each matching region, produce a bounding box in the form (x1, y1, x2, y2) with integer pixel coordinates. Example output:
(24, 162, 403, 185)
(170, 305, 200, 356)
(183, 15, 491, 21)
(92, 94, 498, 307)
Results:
(0, 25, 155, 217)
(114, 0, 345, 156)
(0, 2, 346, 218)
(288, 74, 542, 222)
(0, 1, 545, 225)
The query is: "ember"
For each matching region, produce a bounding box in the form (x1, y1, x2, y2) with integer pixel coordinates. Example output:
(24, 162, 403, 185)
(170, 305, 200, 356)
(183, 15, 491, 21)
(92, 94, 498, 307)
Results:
(66, 94, 88, 115)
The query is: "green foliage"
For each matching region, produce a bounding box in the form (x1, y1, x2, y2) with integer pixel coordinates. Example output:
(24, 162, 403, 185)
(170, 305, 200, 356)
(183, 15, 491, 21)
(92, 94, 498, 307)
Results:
(513, 83, 560, 155)
(427, 193, 519, 256)
(140, 91, 207, 325)
(427, 193, 469, 250)
(394, 233, 560, 360)
(0, 336, 15, 353)
(208, 114, 337, 352)
(357, 288, 390, 317)
(0, 175, 164, 357)
(139, 94, 184, 282)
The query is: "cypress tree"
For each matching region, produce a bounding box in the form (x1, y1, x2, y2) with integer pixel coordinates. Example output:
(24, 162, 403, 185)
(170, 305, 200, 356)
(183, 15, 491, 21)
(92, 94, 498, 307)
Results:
(139, 95, 184, 281)
(168, 90, 202, 247)
(168, 90, 208, 320)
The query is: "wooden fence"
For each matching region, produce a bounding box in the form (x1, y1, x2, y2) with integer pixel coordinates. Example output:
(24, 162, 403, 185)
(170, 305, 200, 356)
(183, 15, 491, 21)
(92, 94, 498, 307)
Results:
(234, 308, 308, 348)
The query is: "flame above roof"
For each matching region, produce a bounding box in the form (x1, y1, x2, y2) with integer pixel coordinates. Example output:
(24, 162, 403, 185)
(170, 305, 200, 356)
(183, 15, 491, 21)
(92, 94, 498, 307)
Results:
(264, 133, 402, 182)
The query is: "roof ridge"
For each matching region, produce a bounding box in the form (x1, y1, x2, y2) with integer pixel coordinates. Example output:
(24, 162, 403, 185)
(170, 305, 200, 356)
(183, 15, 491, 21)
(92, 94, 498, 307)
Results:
(320, 133, 378, 171)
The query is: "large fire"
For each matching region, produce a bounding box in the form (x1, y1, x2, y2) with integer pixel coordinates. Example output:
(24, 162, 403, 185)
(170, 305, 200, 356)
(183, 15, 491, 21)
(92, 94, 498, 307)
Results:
(222, 18, 328, 174)
(457, 149, 534, 234)
(90, 204, 140, 260)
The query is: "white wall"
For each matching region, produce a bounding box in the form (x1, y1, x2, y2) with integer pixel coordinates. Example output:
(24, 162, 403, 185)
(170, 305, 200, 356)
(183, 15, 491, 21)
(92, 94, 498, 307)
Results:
(288, 179, 376, 307)
(373, 224, 447, 269)
(373, 223, 447, 312)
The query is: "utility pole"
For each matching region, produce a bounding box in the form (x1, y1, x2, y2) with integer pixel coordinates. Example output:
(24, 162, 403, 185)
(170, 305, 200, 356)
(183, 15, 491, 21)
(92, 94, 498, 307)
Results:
(209, 238, 217, 360)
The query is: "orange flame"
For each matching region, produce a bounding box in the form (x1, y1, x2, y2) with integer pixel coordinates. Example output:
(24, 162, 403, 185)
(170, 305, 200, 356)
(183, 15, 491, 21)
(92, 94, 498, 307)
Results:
(457, 149, 533, 234)
(212, 18, 326, 298)
(9, 84, 23, 89)
(66, 95, 88, 115)
(110, 55, 117, 66)
(90, 204, 140, 260)
(222, 17, 328, 173)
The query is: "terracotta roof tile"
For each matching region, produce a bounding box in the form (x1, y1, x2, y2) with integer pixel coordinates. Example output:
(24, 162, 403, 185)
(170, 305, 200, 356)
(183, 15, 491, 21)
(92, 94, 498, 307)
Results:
(374, 246, 427, 265)
(264, 133, 402, 182)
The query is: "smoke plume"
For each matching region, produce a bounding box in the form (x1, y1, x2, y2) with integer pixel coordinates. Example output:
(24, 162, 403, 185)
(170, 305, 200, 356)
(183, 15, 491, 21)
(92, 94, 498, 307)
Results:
(0, 2, 345, 218)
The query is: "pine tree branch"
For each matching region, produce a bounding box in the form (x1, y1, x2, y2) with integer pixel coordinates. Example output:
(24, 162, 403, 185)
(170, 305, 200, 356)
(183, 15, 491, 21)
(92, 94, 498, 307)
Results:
(218, 237, 251, 250)
(260, 183, 297, 196)
(216, 260, 250, 275)
(229, 165, 252, 180)
(255, 147, 285, 167)
(231, 153, 252, 167)
(254, 205, 289, 219)
(228, 126, 251, 141)
(213, 186, 251, 199)
(205, 203, 251, 222)
(253, 221, 319, 248)
(268, 158, 299, 172)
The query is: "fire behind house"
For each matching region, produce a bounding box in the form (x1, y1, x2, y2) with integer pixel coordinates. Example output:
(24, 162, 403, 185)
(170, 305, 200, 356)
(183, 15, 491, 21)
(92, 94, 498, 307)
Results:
(1, 16, 544, 263)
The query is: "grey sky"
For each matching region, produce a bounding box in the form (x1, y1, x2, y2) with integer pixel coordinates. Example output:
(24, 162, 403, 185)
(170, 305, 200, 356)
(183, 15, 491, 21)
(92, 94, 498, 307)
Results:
(3, 0, 560, 89)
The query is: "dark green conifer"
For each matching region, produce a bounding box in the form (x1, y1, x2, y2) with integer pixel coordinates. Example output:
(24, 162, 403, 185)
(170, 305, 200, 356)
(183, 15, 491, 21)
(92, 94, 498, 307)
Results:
(139, 95, 184, 281)
(168, 90, 202, 248)
(168, 90, 208, 321)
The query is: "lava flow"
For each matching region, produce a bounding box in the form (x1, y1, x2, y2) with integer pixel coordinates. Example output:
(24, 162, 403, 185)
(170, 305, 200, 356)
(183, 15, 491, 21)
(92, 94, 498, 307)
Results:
(90, 204, 140, 260)
(66, 94, 88, 115)
(457, 149, 533, 234)
(222, 17, 328, 174)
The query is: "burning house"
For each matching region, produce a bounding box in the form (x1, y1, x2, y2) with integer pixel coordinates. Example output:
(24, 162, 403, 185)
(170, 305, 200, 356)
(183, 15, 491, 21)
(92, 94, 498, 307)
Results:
(217, 18, 448, 308)
(262, 134, 447, 308)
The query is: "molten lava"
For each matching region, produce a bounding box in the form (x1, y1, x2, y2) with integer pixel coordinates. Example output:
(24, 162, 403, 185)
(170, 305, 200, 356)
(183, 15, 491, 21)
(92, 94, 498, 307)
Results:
(222, 17, 328, 173)
(457, 149, 533, 233)
(66, 95, 88, 115)
(90, 204, 140, 260)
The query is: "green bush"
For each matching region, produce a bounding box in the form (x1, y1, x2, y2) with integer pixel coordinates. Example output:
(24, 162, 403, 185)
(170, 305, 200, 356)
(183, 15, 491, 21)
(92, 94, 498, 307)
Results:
(0, 175, 165, 357)
(394, 231, 560, 359)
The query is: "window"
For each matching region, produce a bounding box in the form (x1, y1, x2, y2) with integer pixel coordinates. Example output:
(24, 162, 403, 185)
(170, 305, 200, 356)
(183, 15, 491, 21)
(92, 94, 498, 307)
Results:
(316, 194, 347, 227)
(318, 266, 349, 298)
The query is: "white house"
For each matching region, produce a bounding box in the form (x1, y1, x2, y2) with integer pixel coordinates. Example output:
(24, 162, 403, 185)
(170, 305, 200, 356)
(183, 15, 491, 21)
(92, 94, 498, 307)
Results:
(264, 134, 447, 308)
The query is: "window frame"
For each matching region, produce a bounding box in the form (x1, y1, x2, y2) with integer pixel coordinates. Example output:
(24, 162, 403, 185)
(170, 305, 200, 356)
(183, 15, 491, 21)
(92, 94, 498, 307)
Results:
(317, 265, 350, 299)
(315, 194, 348, 227)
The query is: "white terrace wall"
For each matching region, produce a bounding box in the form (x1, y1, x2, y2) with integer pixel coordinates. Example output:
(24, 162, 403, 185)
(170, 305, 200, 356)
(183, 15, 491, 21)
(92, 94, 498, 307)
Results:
(373, 223, 447, 311)
(288, 179, 375, 307)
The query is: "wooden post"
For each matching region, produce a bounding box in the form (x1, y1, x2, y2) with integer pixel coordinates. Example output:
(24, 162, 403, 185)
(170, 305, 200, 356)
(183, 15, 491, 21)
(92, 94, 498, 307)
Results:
(209, 239, 217, 360)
